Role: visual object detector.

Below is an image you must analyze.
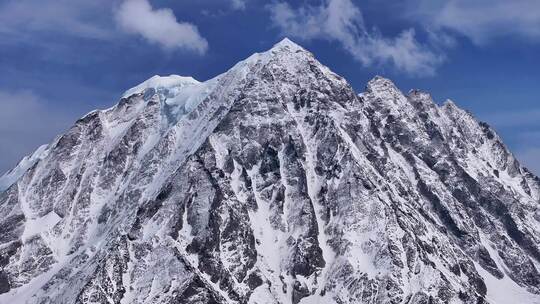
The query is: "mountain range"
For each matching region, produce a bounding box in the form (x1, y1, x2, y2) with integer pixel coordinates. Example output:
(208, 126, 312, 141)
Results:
(0, 38, 539, 304)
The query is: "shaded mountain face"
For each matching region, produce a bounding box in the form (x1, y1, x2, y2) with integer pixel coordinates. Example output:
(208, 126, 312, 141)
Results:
(0, 38, 539, 304)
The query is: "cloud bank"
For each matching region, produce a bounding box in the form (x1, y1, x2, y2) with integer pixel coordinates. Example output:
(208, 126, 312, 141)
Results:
(115, 0, 208, 54)
(268, 0, 443, 76)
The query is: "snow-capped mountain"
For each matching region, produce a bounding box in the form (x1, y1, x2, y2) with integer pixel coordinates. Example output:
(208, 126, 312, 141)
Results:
(0, 38, 539, 304)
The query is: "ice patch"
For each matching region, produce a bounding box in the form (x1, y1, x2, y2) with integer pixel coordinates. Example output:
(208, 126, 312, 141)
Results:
(298, 294, 336, 304)
(248, 284, 278, 304)
(22, 211, 61, 241)
(477, 234, 540, 303)
(0, 144, 50, 192)
(122, 75, 200, 99)
(476, 262, 540, 304)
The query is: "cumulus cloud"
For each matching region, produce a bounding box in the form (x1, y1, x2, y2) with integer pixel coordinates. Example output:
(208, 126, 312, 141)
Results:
(407, 0, 540, 45)
(115, 0, 208, 54)
(0, 0, 209, 54)
(268, 0, 443, 76)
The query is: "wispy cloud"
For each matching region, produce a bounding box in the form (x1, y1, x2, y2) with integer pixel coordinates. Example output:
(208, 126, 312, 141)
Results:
(0, 90, 81, 174)
(115, 0, 208, 54)
(267, 0, 444, 76)
(0, 0, 209, 55)
(0, 0, 113, 40)
(406, 0, 540, 45)
(231, 0, 247, 11)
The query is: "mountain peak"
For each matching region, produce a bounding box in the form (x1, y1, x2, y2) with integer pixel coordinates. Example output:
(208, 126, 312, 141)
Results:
(270, 37, 304, 52)
(367, 75, 398, 89)
(122, 75, 200, 99)
(120, 39, 309, 101)
(365, 75, 404, 103)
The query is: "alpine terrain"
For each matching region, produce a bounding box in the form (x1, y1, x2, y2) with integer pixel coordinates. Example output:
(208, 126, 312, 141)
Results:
(0, 39, 539, 304)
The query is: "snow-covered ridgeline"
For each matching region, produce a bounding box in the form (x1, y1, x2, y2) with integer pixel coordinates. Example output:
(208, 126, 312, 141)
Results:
(0, 38, 539, 304)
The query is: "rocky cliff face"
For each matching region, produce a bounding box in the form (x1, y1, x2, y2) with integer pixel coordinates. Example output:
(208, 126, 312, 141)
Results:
(0, 38, 539, 304)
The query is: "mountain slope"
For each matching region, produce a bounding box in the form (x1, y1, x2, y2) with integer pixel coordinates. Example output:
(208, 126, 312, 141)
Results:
(0, 38, 539, 304)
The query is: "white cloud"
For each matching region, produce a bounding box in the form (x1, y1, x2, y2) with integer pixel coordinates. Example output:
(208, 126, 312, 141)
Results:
(0, 0, 112, 40)
(231, 0, 247, 10)
(0, 0, 209, 54)
(407, 0, 540, 45)
(267, 0, 443, 76)
(115, 0, 208, 53)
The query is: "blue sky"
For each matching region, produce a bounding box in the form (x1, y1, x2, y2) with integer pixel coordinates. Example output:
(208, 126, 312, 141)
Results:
(0, 0, 539, 174)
